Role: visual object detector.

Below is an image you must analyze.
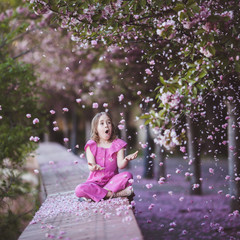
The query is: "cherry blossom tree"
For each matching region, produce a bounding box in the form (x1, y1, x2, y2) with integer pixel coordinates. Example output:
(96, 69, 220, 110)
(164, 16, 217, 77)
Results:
(31, 0, 240, 209)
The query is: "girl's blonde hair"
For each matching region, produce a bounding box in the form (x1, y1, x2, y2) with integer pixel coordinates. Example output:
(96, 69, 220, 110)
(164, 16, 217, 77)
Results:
(90, 112, 116, 143)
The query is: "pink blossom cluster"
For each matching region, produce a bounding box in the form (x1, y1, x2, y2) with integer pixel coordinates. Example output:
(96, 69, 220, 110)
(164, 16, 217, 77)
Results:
(159, 91, 181, 110)
(153, 128, 180, 150)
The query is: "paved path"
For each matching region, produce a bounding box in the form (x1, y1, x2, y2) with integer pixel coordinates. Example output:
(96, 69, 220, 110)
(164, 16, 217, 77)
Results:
(19, 142, 143, 240)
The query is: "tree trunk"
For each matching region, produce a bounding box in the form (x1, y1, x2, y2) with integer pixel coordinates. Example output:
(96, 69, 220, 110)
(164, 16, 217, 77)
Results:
(156, 144, 166, 179)
(186, 115, 202, 195)
(227, 100, 240, 211)
(143, 124, 154, 179)
(121, 110, 130, 168)
(62, 114, 69, 148)
(70, 106, 78, 154)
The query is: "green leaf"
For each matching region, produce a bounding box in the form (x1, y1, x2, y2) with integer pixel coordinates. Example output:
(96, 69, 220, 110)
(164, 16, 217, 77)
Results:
(235, 61, 240, 73)
(199, 69, 207, 78)
(159, 109, 166, 118)
(159, 76, 166, 85)
(145, 119, 151, 125)
(173, 3, 185, 12)
(208, 46, 216, 55)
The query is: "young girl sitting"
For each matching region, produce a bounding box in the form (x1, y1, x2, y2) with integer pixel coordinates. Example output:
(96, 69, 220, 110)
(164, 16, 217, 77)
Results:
(75, 112, 138, 202)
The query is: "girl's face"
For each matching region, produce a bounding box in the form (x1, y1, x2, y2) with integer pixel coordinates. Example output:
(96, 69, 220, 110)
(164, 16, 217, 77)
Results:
(97, 114, 112, 142)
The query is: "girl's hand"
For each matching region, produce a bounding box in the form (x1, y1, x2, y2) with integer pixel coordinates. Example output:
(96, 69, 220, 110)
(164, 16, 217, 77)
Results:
(125, 151, 138, 161)
(88, 162, 105, 171)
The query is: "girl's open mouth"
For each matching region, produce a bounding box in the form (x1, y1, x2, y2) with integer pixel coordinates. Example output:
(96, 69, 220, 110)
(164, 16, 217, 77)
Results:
(105, 130, 109, 134)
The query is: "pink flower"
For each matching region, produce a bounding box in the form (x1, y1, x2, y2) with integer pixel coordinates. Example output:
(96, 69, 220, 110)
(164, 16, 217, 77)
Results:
(33, 118, 39, 124)
(103, 103, 108, 107)
(170, 222, 177, 227)
(149, 60, 155, 65)
(128, 179, 134, 184)
(137, 91, 141, 95)
(192, 184, 200, 189)
(179, 197, 184, 202)
(146, 183, 153, 189)
(63, 138, 69, 142)
(91, 40, 98, 46)
(49, 161, 54, 165)
(141, 143, 147, 149)
(0, 13, 6, 21)
(209, 168, 214, 174)
(180, 146, 186, 153)
(139, 124, 144, 129)
(118, 94, 124, 102)
(53, 127, 59, 131)
(76, 98, 82, 103)
(74, 160, 78, 164)
(118, 124, 124, 130)
(34, 169, 39, 174)
(176, 168, 181, 174)
(182, 230, 187, 235)
(222, 123, 228, 129)
(145, 68, 152, 75)
(131, 201, 136, 206)
(62, 107, 69, 112)
(80, 153, 85, 158)
(150, 153, 156, 158)
(29, 136, 34, 141)
(207, 135, 213, 140)
(50, 110, 55, 114)
(227, 96, 233, 101)
(92, 103, 98, 108)
(136, 175, 142, 180)
(148, 203, 155, 210)
(6, 9, 13, 17)
(225, 175, 230, 180)
(26, 114, 31, 118)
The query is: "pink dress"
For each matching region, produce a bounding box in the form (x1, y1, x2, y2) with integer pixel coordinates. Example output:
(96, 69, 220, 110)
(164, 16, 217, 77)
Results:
(75, 138, 133, 202)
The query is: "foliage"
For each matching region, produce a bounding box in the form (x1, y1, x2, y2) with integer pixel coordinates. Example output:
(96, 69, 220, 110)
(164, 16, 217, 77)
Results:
(0, 1, 46, 238)
(30, 0, 240, 149)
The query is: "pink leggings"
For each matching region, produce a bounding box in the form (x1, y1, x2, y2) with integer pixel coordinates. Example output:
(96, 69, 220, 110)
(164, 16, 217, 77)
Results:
(75, 171, 133, 202)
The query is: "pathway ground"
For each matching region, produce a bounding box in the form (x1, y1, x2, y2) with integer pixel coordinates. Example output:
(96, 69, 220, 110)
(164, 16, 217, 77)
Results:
(18, 142, 143, 240)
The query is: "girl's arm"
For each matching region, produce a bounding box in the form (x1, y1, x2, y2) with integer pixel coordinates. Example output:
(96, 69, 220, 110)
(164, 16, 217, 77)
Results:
(86, 146, 105, 171)
(117, 149, 138, 169)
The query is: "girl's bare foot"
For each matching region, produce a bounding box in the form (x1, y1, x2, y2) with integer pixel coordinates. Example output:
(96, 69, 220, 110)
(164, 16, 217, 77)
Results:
(114, 187, 134, 197)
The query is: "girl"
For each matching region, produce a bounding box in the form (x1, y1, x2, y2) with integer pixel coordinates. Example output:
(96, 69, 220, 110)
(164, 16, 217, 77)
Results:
(75, 112, 138, 202)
